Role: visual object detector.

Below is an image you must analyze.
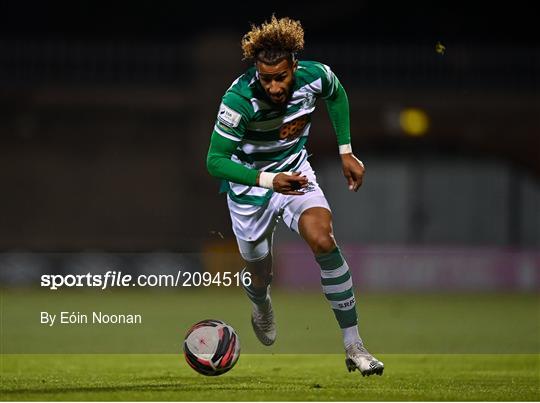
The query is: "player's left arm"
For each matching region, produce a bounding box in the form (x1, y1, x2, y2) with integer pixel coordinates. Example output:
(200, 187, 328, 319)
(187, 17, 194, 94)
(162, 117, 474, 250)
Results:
(322, 68, 365, 192)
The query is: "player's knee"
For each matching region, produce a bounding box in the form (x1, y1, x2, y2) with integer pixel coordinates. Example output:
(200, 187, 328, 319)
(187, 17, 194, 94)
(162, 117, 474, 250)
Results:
(309, 232, 336, 255)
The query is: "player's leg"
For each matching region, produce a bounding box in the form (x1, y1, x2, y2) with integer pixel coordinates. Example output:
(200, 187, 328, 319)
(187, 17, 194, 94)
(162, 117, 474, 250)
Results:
(279, 160, 361, 348)
(227, 195, 280, 346)
(237, 233, 273, 295)
(280, 157, 383, 376)
(298, 207, 384, 376)
(236, 234, 274, 308)
(297, 207, 359, 344)
(236, 234, 277, 345)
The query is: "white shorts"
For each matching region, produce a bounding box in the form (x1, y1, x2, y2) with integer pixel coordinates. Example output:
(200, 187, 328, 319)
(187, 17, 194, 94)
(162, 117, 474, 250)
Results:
(227, 159, 331, 261)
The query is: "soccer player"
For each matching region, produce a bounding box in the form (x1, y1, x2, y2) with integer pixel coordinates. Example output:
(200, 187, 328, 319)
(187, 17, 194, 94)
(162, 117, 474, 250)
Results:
(206, 16, 384, 376)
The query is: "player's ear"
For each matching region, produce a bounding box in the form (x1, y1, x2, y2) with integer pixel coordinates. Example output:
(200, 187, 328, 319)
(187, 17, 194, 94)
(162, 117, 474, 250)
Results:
(292, 59, 298, 71)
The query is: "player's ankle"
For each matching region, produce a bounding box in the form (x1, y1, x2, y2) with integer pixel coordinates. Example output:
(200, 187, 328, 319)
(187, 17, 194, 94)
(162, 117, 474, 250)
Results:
(253, 295, 271, 307)
(342, 325, 362, 349)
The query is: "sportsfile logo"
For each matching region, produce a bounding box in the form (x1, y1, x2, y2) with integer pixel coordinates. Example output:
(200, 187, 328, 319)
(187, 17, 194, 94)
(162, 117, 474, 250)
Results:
(40, 270, 252, 290)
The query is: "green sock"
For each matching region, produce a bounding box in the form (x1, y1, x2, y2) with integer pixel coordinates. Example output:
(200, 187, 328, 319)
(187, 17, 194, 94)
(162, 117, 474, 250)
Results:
(315, 246, 358, 328)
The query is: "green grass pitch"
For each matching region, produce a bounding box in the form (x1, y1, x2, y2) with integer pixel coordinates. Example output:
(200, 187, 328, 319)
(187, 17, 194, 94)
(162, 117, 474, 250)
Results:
(1, 289, 539, 400)
(1, 354, 538, 401)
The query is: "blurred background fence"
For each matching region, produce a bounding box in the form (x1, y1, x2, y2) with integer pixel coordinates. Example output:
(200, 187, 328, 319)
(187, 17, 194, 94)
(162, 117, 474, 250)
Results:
(0, 3, 538, 292)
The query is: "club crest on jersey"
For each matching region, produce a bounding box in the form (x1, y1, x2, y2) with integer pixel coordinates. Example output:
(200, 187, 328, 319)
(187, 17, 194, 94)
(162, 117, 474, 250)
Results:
(301, 93, 316, 110)
(217, 103, 242, 128)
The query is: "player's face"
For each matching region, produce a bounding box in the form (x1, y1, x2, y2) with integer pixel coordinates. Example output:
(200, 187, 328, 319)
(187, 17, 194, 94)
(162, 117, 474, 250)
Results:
(256, 59, 297, 105)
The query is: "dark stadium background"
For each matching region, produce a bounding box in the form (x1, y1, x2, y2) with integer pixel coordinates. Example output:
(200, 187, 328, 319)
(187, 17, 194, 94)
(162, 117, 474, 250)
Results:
(0, 1, 538, 356)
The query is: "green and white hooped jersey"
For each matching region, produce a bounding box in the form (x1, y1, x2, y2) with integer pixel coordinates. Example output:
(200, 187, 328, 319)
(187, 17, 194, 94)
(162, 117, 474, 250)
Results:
(213, 60, 340, 206)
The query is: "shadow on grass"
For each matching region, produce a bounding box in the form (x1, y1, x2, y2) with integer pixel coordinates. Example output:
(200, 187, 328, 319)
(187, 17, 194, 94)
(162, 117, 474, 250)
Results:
(1, 375, 296, 397)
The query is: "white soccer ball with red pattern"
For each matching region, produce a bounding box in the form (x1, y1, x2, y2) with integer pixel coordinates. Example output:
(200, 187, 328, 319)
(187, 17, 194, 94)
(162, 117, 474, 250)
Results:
(183, 319, 240, 376)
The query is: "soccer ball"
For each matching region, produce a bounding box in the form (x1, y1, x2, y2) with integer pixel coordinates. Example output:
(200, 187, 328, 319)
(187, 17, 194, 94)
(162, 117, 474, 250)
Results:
(183, 319, 240, 376)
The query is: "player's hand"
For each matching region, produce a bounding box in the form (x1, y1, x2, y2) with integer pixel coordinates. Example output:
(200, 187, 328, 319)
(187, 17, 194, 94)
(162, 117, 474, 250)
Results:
(341, 153, 365, 192)
(273, 172, 308, 195)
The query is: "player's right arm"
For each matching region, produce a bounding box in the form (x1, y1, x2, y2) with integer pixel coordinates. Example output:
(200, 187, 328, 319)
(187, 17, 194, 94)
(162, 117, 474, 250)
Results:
(207, 132, 308, 194)
(206, 94, 307, 194)
(206, 92, 259, 186)
(206, 131, 259, 186)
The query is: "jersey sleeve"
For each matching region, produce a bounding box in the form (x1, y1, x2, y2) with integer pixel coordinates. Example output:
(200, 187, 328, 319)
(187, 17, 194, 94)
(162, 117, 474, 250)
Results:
(206, 131, 259, 186)
(212, 91, 253, 142)
(310, 62, 351, 146)
(312, 62, 341, 100)
(207, 90, 259, 186)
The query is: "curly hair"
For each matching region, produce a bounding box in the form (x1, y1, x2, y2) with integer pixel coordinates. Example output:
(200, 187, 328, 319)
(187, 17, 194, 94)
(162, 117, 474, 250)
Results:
(241, 15, 304, 64)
